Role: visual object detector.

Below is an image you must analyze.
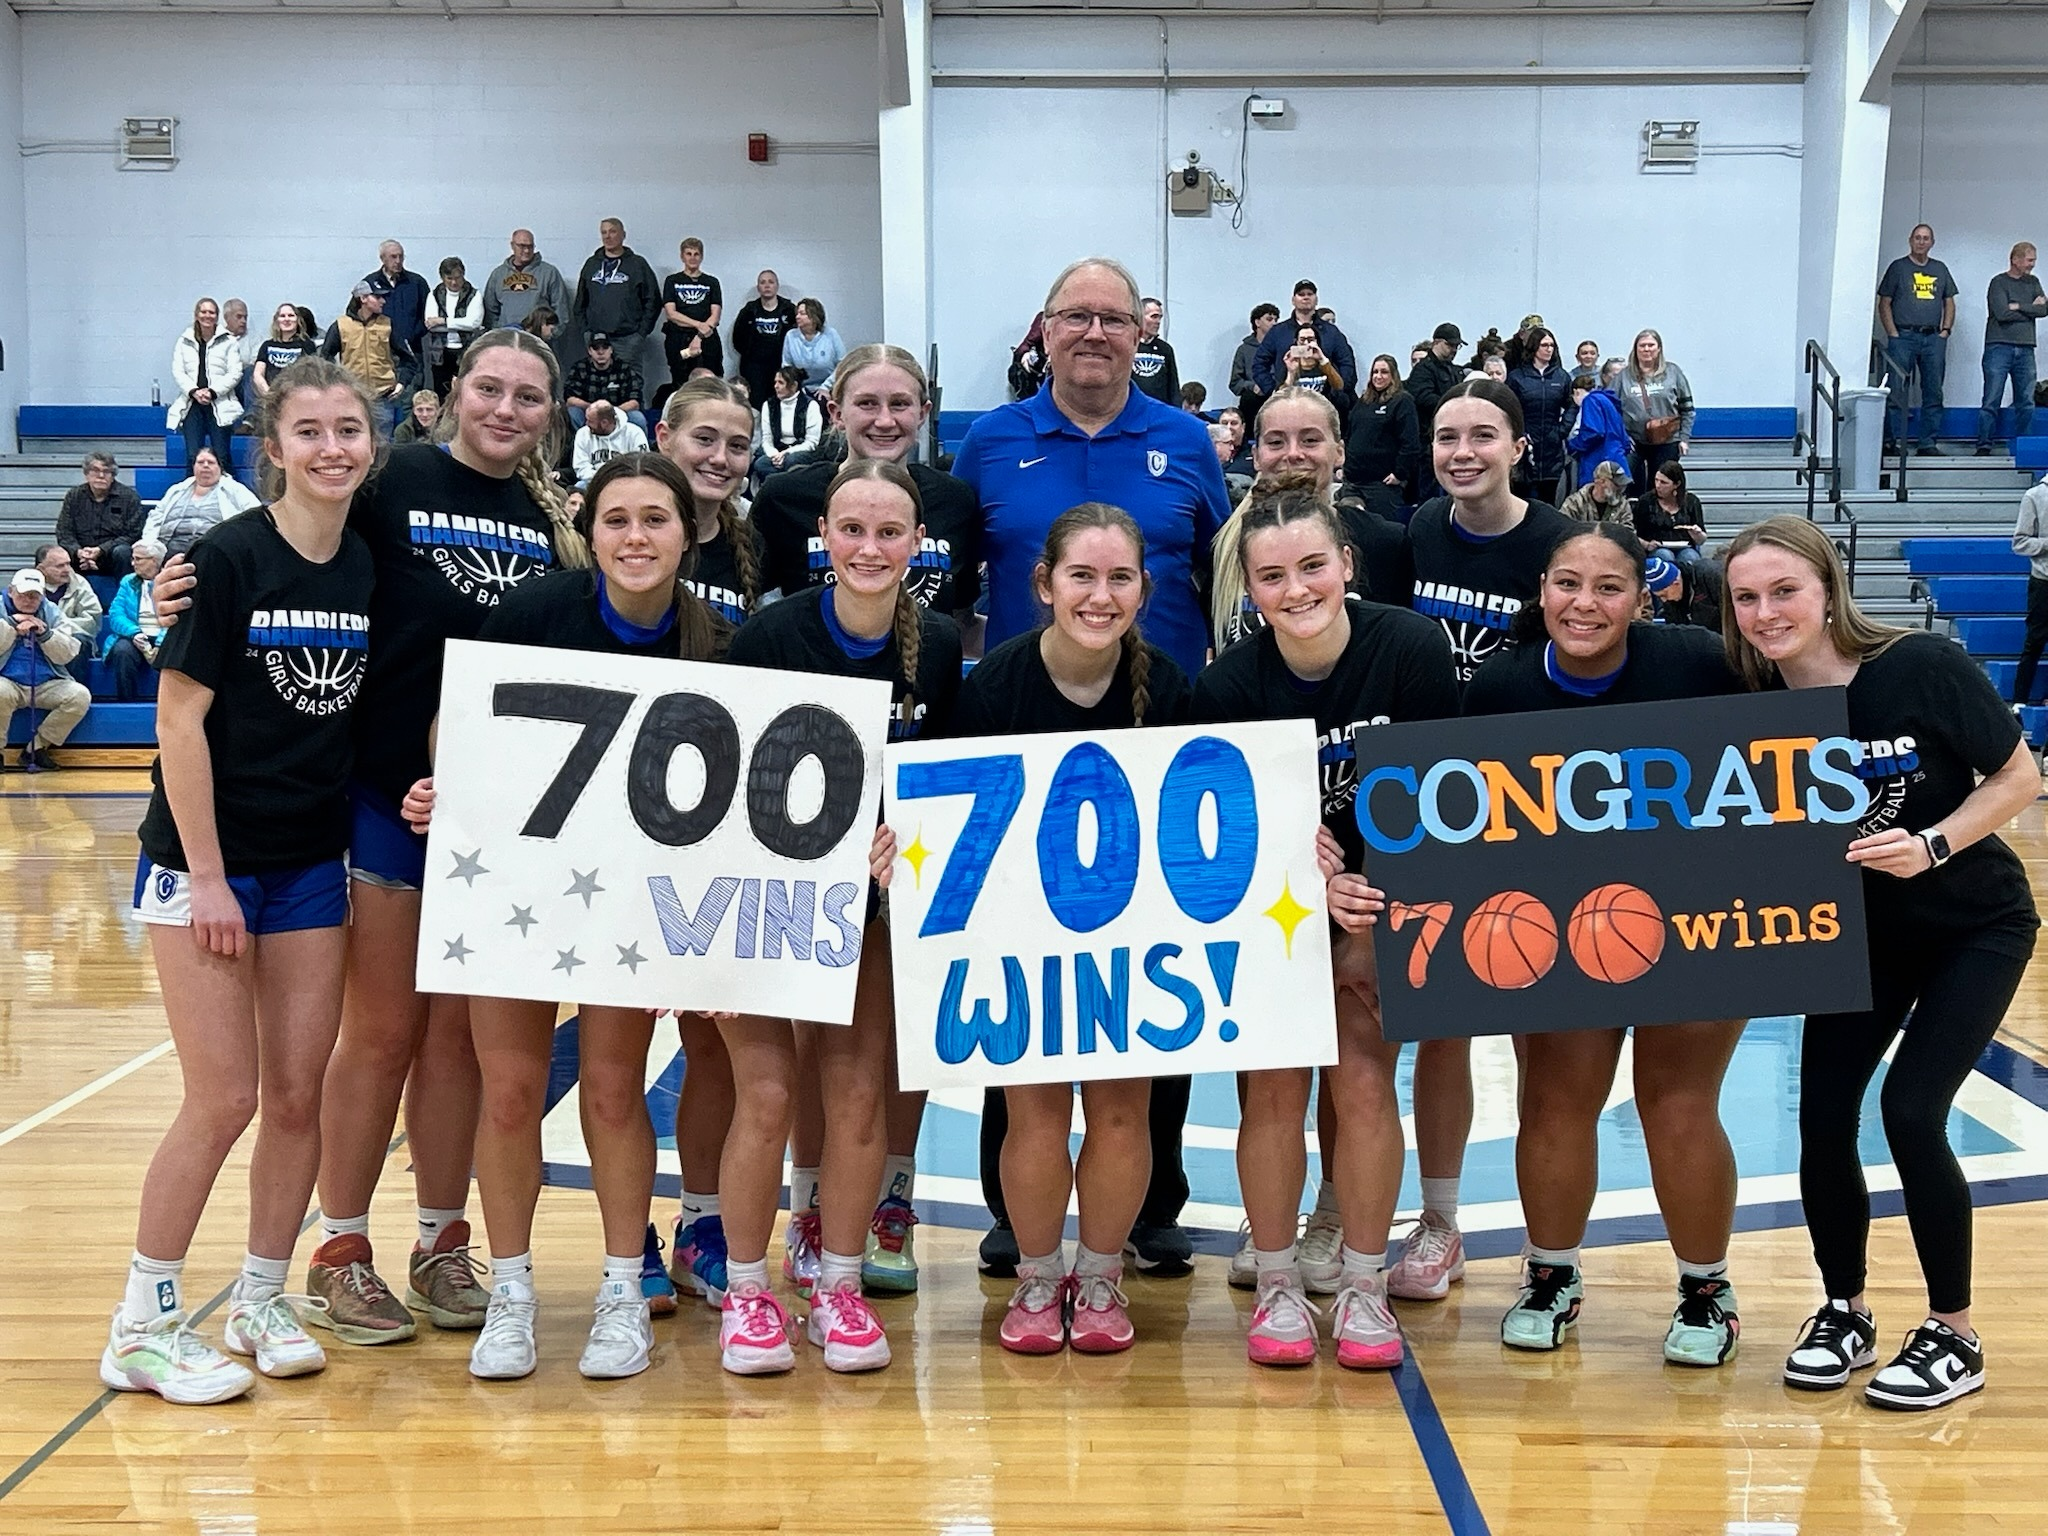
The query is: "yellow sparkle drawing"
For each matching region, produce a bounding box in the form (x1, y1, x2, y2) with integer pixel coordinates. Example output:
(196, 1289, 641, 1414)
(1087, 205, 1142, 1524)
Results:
(900, 828, 934, 889)
(1263, 876, 1314, 958)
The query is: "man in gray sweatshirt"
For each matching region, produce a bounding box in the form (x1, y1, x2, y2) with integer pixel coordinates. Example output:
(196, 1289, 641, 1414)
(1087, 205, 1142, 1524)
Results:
(2007, 472, 2048, 703)
(482, 230, 569, 334)
(1979, 240, 2046, 455)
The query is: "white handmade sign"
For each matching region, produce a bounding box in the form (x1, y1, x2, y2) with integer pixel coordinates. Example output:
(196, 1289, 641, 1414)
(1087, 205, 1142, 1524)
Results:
(417, 639, 891, 1024)
(884, 720, 1338, 1090)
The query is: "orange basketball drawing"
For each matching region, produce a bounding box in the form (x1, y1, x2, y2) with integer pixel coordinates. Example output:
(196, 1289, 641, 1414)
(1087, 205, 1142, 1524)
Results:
(1567, 883, 1667, 984)
(1461, 891, 1558, 990)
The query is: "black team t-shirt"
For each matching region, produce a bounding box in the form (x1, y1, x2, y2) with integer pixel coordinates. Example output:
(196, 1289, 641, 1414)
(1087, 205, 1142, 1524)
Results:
(480, 566, 730, 661)
(1463, 622, 1741, 714)
(687, 516, 765, 630)
(1407, 497, 1571, 684)
(347, 444, 557, 803)
(1837, 631, 2037, 951)
(751, 460, 984, 614)
(1193, 601, 1458, 869)
(726, 586, 961, 743)
(1217, 494, 1415, 651)
(138, 509, 374, 873)
(950, 630, 1192, 738)
(661, 271, 723, 338)
(258, 339, 314, 376)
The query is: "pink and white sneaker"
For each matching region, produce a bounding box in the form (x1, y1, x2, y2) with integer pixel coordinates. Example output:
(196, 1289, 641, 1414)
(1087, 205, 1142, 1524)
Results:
(806, 1283, 892, 1373)
(1331, 1278, 1405, 1370)
(1069, 1271, 1135, 1355)
(719, 1285, 795, 1376)
(1247, 1272, 1320, 1367)
(999, 1270, 1069, 1355)
(1386, 1214, 1466, 1302)
(782, 1210, 822, 1299)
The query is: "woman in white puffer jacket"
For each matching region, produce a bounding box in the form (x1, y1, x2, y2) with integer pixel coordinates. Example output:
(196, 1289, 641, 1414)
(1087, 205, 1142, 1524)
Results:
(167, 297, 245, 474)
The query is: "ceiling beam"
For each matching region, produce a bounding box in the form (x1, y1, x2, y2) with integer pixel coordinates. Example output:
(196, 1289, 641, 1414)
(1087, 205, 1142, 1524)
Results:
(1860, 0, 1930, 102)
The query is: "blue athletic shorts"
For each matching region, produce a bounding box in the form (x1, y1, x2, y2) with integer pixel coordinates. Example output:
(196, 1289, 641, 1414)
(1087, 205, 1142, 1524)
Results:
(133, 854, 350, 936)
(347, 781, 426, 890)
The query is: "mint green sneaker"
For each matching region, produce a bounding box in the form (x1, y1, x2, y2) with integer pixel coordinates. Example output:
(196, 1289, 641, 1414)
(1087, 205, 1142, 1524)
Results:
(100, 1308, 255, 1405)
(1501, 1263, 1583, 1352)
(861, 1197, 919, 1295)
(1663, 1275, 1741, 1367)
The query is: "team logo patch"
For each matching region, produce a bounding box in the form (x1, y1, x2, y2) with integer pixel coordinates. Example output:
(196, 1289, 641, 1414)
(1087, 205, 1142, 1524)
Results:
(153, 868, 178, 903)
(248, 610, 370, 717)
(1132, 352, 1166, 379)
(1147, 450, 1168, 478)
(408, 510, 553, 604)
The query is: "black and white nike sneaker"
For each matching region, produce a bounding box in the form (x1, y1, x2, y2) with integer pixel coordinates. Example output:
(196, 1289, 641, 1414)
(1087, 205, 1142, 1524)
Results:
(1783, 1299, 1879, 1390)
(1864, 1320, 1985, 1411)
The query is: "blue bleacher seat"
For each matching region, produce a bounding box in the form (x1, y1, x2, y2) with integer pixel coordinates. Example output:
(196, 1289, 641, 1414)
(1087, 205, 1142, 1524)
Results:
(1901, 539, 2028, 577)
(2017, 438, 2048, 473)
(16, 405, 167, 440)
(134, 467, 180, 499)
(1955, 616, 2026, 657)
(5, 701, 157, 746)
(1927, 575, 2028, 614)
(2022, 704, 2048, 748)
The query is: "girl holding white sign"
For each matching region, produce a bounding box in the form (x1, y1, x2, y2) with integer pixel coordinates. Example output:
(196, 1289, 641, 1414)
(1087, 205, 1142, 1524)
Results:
(103, 361, 377, 1404)
(949, 502, 1194, 1355)
(1462, 522, 1749, 1366)
(402, 452, 732, 1380)
(717, 459, 962, 1375)
(1193, 470, 1460, 1371)
(1725, 516, 2039, 1411)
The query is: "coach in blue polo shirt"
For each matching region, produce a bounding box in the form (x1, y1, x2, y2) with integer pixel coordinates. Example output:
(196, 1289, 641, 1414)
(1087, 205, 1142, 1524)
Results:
(955, 258, 1231, 680)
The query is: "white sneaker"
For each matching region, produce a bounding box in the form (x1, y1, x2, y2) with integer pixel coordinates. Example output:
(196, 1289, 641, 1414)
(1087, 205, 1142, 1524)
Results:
(1386, 1213, 1466, 1301)
(805, 1282, 892, 1373)
(1299, 1208, 1343, 1296)
(100, 1308, 255, 1405)
(222, 1294, 327, 1378)
(1227, 1221, 1257, 1290)
(1331, 1278, 1404, 1370)
(579, 1285, 654, 1380)
(469, 1292, 538, 1380)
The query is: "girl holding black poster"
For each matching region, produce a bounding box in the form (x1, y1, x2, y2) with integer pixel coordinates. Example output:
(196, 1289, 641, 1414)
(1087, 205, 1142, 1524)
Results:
(1194, 470, 1459, 1371)
(1725, 516, 2039, 1411)
(400, 454, 731, 1384)
(1464, 522, 1748, 1366)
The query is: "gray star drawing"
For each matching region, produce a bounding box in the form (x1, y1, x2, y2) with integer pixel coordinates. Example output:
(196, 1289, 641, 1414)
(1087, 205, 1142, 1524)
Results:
(553, 948, 584, 974)
(443, 935, 472, 964)
(616, 943, 646, 974)
(565, 868, 606, 908)
(506, 905, 537, 937)
(448, 849, 489, 886)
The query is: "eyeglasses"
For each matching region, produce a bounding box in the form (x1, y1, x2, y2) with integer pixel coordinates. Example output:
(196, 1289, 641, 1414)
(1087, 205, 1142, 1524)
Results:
(1049, 308, 1137, 337)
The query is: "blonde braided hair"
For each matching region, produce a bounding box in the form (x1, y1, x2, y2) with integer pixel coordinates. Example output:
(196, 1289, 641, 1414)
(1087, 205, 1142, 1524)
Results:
(450, 328, 589, 570)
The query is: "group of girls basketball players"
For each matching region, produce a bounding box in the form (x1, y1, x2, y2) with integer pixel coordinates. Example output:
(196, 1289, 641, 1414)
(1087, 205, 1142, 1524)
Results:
(105, 330, 2032, 1413)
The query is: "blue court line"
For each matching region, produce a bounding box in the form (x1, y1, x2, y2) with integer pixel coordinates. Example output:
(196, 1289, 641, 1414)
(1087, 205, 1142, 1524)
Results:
(1393, 1346, 1492, 1536)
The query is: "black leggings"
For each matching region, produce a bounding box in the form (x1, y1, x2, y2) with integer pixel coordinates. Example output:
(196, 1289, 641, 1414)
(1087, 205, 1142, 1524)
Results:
(978, 1076, 1192, 1230)
(1800, 930, 2033, 1314)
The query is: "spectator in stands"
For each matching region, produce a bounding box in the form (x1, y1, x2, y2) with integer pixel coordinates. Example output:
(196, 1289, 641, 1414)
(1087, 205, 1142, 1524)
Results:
(102, 537, 165, 701)
(754, 366, 822, 482)
(168, 297, 242, 473)
(1478, 354, 1508, 383)
(1180, 381, 1207, 413)
(523, 305, 560, 344)
(320, 283, 402, 428)
(1410, 341, 1431, 368)
(782, 298, 846, 393)
(1009, 312, 1048, 400)
(1979, 241, 2044, 455)
(1469, 329, 1507, 379)
(251, 304, 317, 401)
(34, 544, 102, 646)
(1617, 328, 1696, 485)
(571, 400, 647, 487)
(1132, 297, 1182, 405)
(565, 333, 647, 433)
(56, 452, 146, 578)
(575, 219, 661, 384)
(659, 238, 724, 402)
(221, 300, 261, 419)
(2008, 472, 2048, 704)
(1559, 459, 1632, 523)
(1575, 339, 1601, 374)
(424, 257, 484, 395)
(1344, 354, 1421, 514)
(1278, 322, 1352, 420)
(392, 389, 440, 444)
(1566, 372, 1632, 491)
(1251, 279, 1356, 398)
(483, 229, 569, 334)
(1508, 326, 1572, 497)
(141, 447, 259, 556)
(1877, 224, 1959, 455)
(1406, 323, 1468, 440)
(1633, 461, 1707, 569)
(730, 269, 795, 406)
(1502, 314, 1546, 372)
(1, 568, 90, 770)
(364, 240, 430, 391)
(1231, 302, 1280, 422)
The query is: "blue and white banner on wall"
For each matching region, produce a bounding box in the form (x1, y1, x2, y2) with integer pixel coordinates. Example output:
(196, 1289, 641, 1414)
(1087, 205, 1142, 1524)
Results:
(417, 639, 891, 1025)
(884, 720, 1338, 1091)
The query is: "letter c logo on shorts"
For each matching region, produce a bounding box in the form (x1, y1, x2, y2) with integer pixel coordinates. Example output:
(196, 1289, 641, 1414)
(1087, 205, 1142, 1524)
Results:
(154, 869, 177, 903)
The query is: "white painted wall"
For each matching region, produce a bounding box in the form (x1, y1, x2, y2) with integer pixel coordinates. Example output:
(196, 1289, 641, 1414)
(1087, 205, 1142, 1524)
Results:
(17, 14, 883, 404)
(0, 10, 28, 450)
(930, 14, 1808, 411)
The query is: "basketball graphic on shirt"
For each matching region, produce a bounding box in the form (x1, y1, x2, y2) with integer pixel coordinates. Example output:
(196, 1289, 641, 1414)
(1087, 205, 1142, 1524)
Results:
(806, 535, 953, 610)
(1462, 890, 1558, 990)
(251, 607, 370, 718)
(1567, 883, 1665, 984)
(408, 508, 552, 605)
(1851, 734, 1919, 839)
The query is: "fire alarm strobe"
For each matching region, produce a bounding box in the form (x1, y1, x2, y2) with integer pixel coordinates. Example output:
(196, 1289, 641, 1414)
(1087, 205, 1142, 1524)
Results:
(747, 133, 770, 163)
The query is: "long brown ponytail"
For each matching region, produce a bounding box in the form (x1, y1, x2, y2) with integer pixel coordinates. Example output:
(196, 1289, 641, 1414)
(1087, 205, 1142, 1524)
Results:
(1034, 501, 1153, 725)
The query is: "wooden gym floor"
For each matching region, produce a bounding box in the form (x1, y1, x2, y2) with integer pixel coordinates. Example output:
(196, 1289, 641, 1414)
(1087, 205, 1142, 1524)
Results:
(5, 773, 2048, 1535)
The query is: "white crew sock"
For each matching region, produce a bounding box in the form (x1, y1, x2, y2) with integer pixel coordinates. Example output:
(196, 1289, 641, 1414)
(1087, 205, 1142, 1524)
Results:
(1420, 1177, 1460, 1226)
(880, 1154, 916, 1206)
(233, 1251, 291, 1304)
(489, 1252, 535, 1300)
(123, 1252, 184, 1326)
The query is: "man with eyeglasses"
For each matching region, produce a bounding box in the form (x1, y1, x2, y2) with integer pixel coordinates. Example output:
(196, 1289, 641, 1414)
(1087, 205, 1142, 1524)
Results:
(483, 229, 569, 334)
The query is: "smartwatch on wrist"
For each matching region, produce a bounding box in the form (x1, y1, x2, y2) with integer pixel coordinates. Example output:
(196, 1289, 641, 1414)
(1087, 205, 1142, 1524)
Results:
(1919, 830, 1953, 868)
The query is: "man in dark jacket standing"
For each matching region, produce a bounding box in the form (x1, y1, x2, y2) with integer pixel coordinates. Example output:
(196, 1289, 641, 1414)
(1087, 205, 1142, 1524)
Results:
(575, 218, 661, 387)
(1406, 323, 1468, 433)
(54, 452, 146, 578)
(729, 269, 795, 406)
(1230, 303, 1280, 422)
(363, 240, 431, 391)
(1250, 279, 1356, 398)
(1131, 297, 1181, 405)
